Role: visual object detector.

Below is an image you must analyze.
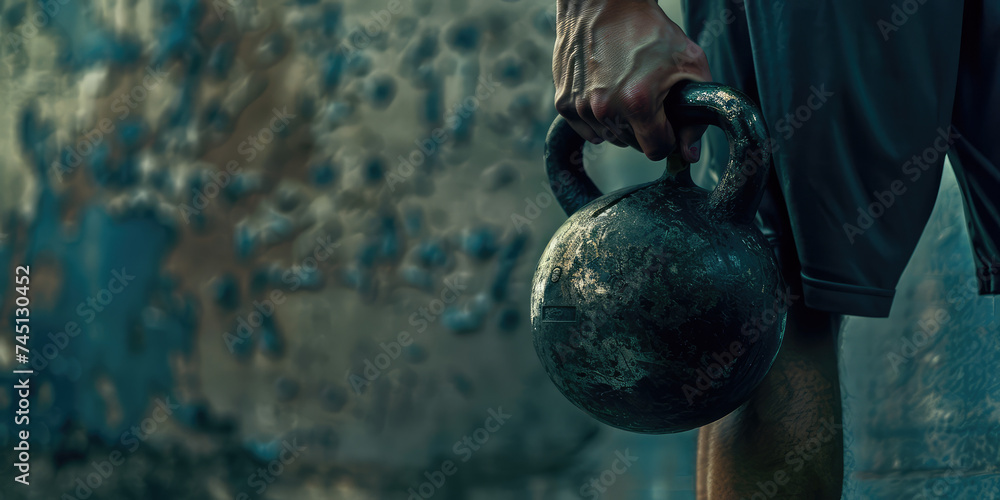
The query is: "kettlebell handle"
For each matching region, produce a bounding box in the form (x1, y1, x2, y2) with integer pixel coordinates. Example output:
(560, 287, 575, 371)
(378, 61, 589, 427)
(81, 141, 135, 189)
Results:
(543, 81, 771, 224)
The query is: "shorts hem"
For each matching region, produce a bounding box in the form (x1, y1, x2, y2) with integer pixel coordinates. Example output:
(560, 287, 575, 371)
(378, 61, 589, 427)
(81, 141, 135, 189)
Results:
(800, 273, 895, 318)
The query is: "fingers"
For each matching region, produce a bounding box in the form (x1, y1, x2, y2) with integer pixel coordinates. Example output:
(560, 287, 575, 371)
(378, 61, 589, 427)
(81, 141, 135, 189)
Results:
(630, 108, 675, 161)
(661, 68, 710, 163)
(676, 124, 706, 163)
(553, 55, 713, 157)
(556, 93, 705, 162)
(555, 91, 631, 147)
(555, 98, 602, 144)
(578, 96, 628, 147)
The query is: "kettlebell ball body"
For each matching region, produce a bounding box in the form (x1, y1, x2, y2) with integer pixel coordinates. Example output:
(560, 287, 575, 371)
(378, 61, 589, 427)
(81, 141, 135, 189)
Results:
(531, 81, 787, 434)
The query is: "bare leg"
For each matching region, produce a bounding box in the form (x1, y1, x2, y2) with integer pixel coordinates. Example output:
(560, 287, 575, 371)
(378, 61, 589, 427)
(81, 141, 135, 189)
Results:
(697, 304, 844, 499)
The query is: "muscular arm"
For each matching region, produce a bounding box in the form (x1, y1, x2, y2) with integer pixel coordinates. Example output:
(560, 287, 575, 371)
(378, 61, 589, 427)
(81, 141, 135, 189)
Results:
(553, 0, 711, 161)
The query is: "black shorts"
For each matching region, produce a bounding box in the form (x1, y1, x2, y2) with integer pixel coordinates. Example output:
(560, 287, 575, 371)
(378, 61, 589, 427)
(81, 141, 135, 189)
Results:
(683, 0, 1000, 317)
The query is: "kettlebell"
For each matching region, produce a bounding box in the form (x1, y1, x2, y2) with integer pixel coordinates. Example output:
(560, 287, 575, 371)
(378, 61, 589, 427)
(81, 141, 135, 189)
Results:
(531, 81, 786, 434)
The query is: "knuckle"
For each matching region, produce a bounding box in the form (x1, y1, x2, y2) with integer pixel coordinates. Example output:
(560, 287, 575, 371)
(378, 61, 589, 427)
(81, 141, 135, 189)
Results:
(617, 86, 655, 118)
(622, 97, 650, 118)
(554, 95, 577, 117)
(590, 98, 613, 122)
